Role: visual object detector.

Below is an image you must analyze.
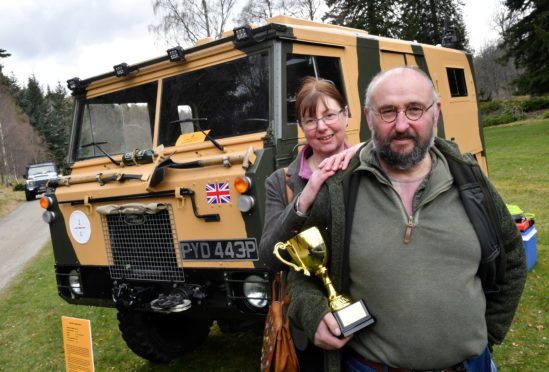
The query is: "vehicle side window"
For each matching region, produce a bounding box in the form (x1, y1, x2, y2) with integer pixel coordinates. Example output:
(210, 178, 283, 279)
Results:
(158, 52, 269, 146)
(446, 67, 468, 97)
(286, 54, 345, 123)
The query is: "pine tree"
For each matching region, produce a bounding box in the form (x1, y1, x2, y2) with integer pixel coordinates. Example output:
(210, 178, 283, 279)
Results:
(323, 1, 469, 49)
(323, 0, 400, 38)
(500, 0, 549, 94)
(43, 84, 72, 167)
(20, 76, 47, 131)
(398, 0, 470, 50)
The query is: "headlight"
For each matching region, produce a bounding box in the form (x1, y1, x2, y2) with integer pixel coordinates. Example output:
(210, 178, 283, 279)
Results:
(27, 180, 35, 187)
(243, 275, 268, 308)
(237, 195, 255, 212)
(42, 211, 56, 224)
(68, 269, 83, 295)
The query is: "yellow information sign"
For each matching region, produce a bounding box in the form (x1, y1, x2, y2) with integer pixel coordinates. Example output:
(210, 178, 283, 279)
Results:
(61, 316, 95, 372)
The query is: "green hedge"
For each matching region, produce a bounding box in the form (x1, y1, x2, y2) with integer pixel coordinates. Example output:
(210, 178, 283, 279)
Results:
(483, 112, 521, 127)
(479, 96, 549, 126)
(519, 96, 549, 112)
(480, 101, 503, 114)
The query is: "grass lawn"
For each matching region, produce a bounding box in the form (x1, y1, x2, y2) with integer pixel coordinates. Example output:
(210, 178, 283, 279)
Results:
(0, 184, 24, 219)
(0, 119, 546, 371)
(484, 119, 548, 370)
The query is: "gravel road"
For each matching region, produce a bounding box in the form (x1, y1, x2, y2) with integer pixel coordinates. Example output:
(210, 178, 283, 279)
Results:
(0, 199, 51, 292)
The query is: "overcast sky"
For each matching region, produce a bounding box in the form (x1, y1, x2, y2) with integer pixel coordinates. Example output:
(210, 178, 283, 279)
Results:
(0, 0, 503, 90)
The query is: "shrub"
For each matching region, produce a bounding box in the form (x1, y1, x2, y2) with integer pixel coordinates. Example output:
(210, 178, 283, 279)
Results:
(12, 182, 26, 191)
(480, 101, 502, 114)
(520, 96, 549, 112)
(542, 112, 549, 119)
(483, 112, 520, 127)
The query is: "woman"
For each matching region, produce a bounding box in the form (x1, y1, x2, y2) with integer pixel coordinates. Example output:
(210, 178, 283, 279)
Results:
(259, 76, 357, 269)
(259, 77, 359, 371)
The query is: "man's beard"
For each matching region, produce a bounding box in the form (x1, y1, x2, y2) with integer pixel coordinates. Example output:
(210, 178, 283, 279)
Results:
(372, 127, 434, 170)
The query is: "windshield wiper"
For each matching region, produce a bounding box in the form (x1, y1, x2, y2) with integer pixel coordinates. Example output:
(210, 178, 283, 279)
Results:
(170, 117, 224, 152)
(81, 141, 121, 166)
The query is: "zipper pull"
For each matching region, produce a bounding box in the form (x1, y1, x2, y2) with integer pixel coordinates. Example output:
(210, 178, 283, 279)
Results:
(404, 215, 413, 244)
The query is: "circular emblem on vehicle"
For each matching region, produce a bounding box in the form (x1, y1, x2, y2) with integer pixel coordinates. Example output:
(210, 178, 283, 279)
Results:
(69, 210, 91, 244)
(124, 214, 146, 225)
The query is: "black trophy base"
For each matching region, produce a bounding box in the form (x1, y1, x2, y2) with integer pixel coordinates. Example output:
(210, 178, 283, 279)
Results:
(333, 299, 375, 338)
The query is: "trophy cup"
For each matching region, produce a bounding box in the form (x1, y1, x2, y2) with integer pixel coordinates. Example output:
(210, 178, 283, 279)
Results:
(273, 227, 374, 337)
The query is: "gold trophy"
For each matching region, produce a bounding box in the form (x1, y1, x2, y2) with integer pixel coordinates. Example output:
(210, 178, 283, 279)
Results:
(273, 227, 374, 337)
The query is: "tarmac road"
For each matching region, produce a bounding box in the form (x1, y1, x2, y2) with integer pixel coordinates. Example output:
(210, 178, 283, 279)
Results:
(0, 199, 50, 292)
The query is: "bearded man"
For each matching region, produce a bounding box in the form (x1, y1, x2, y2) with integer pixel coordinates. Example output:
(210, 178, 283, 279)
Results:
(286, 66, 526, 372)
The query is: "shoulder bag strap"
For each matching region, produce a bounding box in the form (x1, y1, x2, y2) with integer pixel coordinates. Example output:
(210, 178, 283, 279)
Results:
(283, 167, 293, 204)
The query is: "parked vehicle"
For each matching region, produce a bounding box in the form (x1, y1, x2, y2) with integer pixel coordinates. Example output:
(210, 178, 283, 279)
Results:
(24, 162, 58, 201)
(40, 16, 485, 363)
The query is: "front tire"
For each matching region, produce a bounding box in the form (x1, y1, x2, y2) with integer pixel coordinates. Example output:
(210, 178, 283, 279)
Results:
(117, 309, 212, 363)
(25, 188, 35, 201)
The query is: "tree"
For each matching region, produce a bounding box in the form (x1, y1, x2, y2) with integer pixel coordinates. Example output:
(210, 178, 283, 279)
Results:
(291, 0, 325, 21)
(473, 40, 520, 100)
(398, 0, 470, 50)
(0, 84, 49, 183)
(149, 0, 238, 46)
(492, 6, 520, 37)
(323, 0, 400, 38)
(236, 0, 324, 24)
(19, 76, 46, 131)
(0, 48, 17, 91)
(500, 0, 549, 94)
(236, 0, 277, 25)
(0, 48, 10, 75)
(43, 84, 72, 167)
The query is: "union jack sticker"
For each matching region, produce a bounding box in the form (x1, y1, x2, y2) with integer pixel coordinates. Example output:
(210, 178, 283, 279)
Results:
(205, 183, 231, 204)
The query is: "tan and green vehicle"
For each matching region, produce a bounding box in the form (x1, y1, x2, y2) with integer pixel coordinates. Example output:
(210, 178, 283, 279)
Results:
(42, 16, 486, 362)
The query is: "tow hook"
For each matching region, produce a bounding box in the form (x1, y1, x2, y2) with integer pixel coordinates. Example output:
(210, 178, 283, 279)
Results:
(112, 282, 150, 309)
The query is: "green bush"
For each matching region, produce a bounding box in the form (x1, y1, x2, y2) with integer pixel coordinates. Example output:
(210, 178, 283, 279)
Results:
(480, 100, 503, 114)
(12, 182, 26, 191)
(541, 111, 549, 119)
(519, 96, 549, 112)
(483, 112, 519, 127)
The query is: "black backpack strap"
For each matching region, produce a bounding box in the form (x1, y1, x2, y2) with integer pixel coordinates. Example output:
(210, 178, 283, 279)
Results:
(340, 171, 362, 292)
(446, 154, 504, 293)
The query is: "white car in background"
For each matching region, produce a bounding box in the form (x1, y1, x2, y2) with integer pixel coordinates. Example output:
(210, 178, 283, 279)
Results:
(24, 162, 58, 201)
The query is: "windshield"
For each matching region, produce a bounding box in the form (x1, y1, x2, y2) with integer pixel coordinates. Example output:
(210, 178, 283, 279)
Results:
(72, 82, 157, 161)
(28, 165, 56, 176)
(158, 52, 269, 147)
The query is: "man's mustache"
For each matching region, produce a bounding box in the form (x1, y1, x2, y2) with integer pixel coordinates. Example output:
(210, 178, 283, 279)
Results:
(390, 131, 417, 141)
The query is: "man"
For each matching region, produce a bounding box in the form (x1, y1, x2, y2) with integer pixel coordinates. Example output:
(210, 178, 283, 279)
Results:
(287, 67, 527, 371)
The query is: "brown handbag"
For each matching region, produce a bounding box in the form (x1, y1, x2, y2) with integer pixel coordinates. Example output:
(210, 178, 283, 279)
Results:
(260, 271, 300, 372)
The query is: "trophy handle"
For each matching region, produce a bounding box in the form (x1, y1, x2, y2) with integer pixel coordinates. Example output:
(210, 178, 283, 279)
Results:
(273, 242, 310, 275)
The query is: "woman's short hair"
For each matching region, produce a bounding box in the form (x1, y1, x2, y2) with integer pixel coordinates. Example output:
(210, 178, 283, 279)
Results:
(295, 77, 346, 123)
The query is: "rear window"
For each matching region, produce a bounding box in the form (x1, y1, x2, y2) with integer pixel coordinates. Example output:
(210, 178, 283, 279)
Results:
(447, 68, 468, 97)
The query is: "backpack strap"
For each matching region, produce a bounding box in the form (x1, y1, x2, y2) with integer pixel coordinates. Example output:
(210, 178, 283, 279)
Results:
(445, 154, 505, 293)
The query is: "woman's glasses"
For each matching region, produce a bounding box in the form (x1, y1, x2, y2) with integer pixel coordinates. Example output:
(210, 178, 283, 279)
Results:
(300, 108, 346, 130)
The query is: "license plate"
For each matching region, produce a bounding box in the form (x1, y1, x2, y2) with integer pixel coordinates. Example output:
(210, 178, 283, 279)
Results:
(180, 239, 258, 260)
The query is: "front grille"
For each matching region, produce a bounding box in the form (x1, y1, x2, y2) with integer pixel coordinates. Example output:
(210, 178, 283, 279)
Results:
(102, 205, 184, 282)
(34, 179, 48, 188)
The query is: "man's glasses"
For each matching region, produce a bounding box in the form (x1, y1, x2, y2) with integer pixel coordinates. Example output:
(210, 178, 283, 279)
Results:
(300, 108, 347, 130)
(372, 102, 434, 123)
